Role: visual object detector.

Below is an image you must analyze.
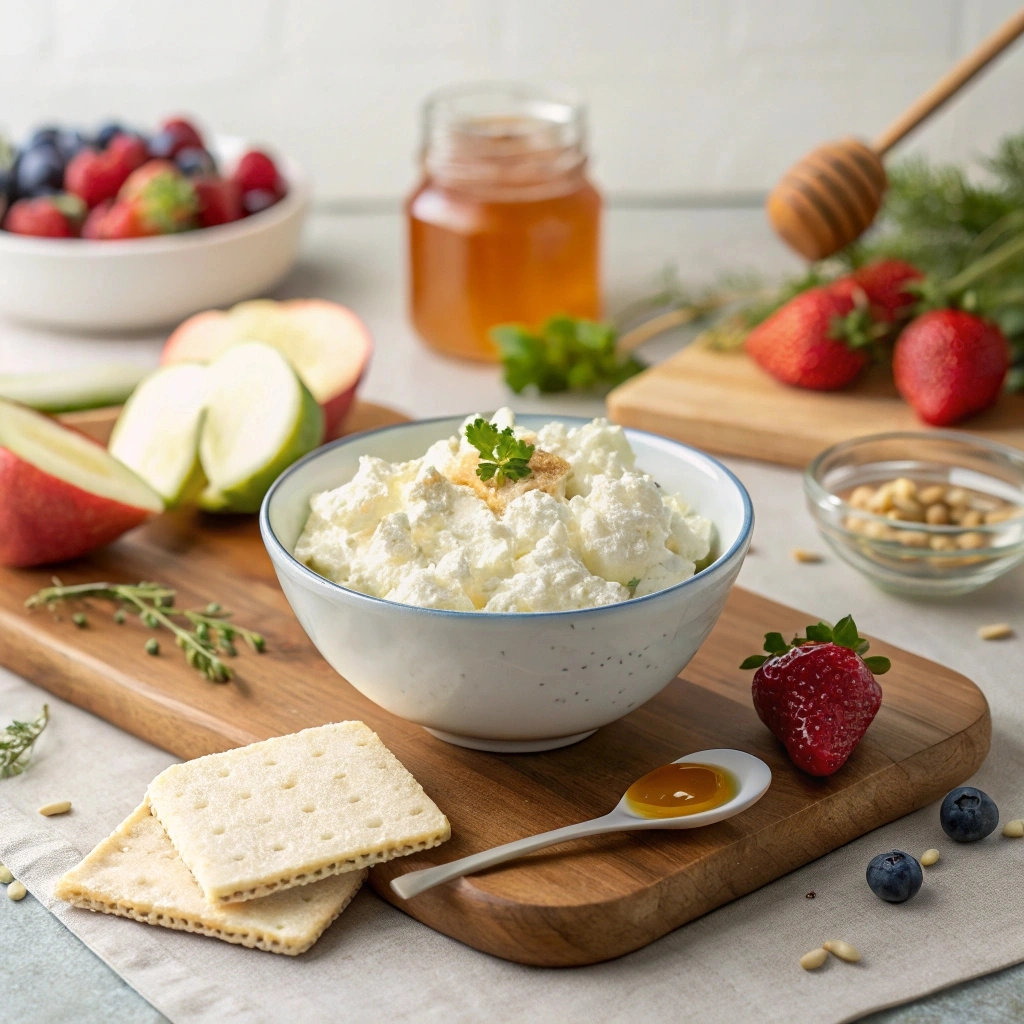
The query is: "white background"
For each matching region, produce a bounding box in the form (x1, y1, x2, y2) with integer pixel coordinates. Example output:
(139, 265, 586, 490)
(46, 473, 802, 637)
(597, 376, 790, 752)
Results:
(4, 0, 1024, 204)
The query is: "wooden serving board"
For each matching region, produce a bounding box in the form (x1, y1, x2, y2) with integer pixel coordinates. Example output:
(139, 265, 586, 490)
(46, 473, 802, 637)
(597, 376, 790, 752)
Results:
(607, 344, 1024, 468)
(0, 402, 990, 966)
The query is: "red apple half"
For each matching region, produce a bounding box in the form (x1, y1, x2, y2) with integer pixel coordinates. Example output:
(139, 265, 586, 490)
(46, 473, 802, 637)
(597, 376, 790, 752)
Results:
(0, 399, 164, 568)
(161, 299, 372, 437)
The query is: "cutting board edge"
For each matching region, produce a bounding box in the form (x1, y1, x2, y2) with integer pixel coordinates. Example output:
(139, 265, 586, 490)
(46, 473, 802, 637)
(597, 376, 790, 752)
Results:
(369, 701, 991, 967)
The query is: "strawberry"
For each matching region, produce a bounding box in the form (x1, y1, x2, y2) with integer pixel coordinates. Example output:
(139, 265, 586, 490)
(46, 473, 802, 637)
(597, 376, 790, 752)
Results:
(82, 199, 152, 240)
(838, 259, 924, 323)
(65, 133, 146, 208)
(745, 285, 876, 390)
(741, 615, 889, 777)
(149, 117, 205, 160)
(232, 150, 284, 196)
(193, 176, 241, 227)
(118, 160, 197, 234)
(4, 197, 76, 237)
(893, 309, 1009, 426)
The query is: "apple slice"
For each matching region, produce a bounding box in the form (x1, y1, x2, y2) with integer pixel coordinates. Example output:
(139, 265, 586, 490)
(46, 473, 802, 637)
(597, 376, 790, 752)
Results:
(108, 364, 209, 508)
(0, 398, 163, 568)
(161, 299, 372, 436)
(0, 363, 149, 413)
(198, 342, 324, 514)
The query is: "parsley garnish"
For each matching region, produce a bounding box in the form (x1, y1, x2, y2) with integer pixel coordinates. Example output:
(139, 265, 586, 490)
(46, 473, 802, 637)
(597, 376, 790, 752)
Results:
(626, 577, 641, 596)
(465, 418, 535, 487)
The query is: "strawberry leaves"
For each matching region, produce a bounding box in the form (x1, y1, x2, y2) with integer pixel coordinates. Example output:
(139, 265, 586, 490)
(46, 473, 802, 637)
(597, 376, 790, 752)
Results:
(740, 614, 891, 675)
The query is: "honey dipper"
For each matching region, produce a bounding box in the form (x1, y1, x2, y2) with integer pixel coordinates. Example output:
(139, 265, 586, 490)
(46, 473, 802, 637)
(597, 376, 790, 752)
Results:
(767, 7, 1024, 261)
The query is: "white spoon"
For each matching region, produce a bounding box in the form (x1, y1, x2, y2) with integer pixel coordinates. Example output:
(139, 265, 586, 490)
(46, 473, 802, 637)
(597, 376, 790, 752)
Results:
(390, 748, 771, 900)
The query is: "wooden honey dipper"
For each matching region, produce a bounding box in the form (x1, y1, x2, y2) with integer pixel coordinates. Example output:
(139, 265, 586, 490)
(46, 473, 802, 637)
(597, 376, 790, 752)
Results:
(767, 7, 1024, 261)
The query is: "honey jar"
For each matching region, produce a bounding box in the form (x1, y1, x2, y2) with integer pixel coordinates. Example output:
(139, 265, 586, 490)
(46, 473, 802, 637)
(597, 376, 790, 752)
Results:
(407, 83, 602, 362)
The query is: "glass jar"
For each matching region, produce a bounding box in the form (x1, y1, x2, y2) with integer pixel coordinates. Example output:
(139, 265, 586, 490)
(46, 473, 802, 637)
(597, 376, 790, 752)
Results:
(407, 83, 602, 362)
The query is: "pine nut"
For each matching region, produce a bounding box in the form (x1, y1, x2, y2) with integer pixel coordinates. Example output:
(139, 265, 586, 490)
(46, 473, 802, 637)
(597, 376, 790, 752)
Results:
(1002, 819, 1024, 838)
(800, 947, 829, 970)
(823, 939, 861, 963)
(960, 509, 984, 528)
(986, 506, 1022, 524)
(38, 800, 71, 817)
(978, 623, 1014, 641)
(792, 549, 823, 564)
(893, 497, 924, 520)
(925, 503, 950, 525)
(0, 864, 11, 884)
(892, 477, 916, 501)
(920, 849, 940, 867)
(930, 536, 957, 552)
(868, 488, 895, 513)
(919, 485, 946, 506)
(849, 485, 875, 509)
(7, 881, 26, 901)
(945, 488, 968, 507)
(957, 532, 987, 550)
(898, 530, 930, 548)
(865, 520, 895, 540)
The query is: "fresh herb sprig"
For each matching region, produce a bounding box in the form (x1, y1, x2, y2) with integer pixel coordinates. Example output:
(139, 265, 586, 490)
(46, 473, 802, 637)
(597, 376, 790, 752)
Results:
(465, 419, 535, 486)
(26, 582, 265, 684)
(740, 615, 890, 675)
(1, 705, 49, 779)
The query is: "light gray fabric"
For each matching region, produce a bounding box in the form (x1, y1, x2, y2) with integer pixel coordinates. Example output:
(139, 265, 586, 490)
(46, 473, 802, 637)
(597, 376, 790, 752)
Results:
(1, 455, 1022, 1024)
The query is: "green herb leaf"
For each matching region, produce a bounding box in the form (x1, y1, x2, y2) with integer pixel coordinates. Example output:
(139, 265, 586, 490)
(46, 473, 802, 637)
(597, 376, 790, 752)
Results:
(493, 316, 645, 395)
(464, 418, 535, 487)
(626, 577, 641, 596)
(0, 705, 48, 779)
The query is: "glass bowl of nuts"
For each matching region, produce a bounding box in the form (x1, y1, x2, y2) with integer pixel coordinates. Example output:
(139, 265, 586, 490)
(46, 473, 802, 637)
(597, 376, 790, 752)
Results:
(805, 432, 1024, 597)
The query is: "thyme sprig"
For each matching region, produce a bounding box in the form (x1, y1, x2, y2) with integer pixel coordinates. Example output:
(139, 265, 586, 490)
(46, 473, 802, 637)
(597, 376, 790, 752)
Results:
(1, 705, 49, 778)
(26, 581, 265, 684)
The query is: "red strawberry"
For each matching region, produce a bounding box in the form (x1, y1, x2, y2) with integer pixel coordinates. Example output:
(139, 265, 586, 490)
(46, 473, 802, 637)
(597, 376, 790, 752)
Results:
(118, 161, 197, 234)
(745, 285, 874, 390)
(107, 133, 149, 178)
(834, 259, 923, 323)
(193, 177, 241, 227)
(160, 117, 204, 152)
(232, 150, 284, 196)
(742, 615, 888, 776)
(4, 197, 75, 238)
(893, 309, 1009, 426)
(81, 199, 153, 240)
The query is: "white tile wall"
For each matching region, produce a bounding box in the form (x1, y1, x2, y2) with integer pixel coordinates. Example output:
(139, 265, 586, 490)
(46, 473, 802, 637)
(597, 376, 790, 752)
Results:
(2, 0, 1023, 203)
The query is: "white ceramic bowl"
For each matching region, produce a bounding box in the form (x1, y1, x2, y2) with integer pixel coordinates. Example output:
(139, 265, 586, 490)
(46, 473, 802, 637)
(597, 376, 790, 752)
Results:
(260, 416, 753, 752)
(0, 137, 309, 332)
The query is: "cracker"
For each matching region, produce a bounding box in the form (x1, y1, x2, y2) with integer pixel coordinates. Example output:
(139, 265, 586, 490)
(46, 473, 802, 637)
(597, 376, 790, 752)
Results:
(147, 721, 450, 904)
(55, 803, 364, 955)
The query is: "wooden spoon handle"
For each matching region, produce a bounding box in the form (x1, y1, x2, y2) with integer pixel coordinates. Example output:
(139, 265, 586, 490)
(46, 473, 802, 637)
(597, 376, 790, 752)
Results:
(874, 7, 1024, 155)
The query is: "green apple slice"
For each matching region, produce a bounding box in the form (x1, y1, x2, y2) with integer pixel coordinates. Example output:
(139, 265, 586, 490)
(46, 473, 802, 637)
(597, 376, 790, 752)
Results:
(198, 341, 324, 514)
(109, 364, 209, 509)
(0, 364, 149, 413)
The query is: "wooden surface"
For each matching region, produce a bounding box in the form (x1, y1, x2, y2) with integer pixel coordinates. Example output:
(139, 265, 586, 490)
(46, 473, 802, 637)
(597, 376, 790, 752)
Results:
(0, 401, 990, 966)
(607, 344, 1024, 469)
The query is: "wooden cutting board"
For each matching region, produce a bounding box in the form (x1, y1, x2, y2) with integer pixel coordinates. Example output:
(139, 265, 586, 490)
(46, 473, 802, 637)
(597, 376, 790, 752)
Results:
(0, 402, 990, 966)
(607, 344, 1024, 468)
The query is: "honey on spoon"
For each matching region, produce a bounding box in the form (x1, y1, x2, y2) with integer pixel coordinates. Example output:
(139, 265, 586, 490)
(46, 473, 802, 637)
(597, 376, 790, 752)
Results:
(390, 748, 770, 901)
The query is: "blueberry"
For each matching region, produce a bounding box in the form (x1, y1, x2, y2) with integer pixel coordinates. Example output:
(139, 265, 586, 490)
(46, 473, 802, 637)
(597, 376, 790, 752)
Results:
(148, 127, 180, 160)
(175, 146, 217, 178)
(95, 121, 125, 149)
(866, 850, 923, 903)
(27, 126, 61, 149)
(241, 188, 278, 216)
(14, 144, 64, 197)
(940, 786, 999, 842)
(55, 129, 88, 162)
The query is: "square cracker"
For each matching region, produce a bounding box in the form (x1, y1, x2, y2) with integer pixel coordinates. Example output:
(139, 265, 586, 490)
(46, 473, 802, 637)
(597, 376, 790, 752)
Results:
(147, 721, 450, 904)
(55, 803, 364, 955)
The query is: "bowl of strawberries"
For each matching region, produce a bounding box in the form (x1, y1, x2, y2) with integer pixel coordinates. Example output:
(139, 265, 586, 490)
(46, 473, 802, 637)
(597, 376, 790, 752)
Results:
(0, 116, 309, 331)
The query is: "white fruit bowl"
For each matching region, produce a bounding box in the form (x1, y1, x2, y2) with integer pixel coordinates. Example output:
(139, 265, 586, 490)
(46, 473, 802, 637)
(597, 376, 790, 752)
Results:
(260, 415, 754, 752)
(0, 137, 309, 332)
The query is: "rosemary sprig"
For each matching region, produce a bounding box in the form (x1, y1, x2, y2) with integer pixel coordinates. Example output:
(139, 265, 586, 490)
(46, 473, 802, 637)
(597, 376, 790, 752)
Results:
(25, 581, 265, 684)
(1, 705, 49, 778)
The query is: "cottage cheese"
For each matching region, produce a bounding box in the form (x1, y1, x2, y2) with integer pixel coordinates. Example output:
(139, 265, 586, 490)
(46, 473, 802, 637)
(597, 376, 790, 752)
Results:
(295, 411, 713, 613)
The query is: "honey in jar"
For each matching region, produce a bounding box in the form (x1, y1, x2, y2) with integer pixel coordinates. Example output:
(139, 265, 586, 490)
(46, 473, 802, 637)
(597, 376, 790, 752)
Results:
(407, 83, 602, 362)
(624, 762, 737, 819)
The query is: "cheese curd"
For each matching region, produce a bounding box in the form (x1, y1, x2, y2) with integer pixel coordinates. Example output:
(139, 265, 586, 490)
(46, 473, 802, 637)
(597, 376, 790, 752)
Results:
(295, 411, 713, 613)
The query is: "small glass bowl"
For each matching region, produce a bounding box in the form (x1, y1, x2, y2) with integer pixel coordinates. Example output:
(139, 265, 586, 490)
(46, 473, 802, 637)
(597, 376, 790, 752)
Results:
(804, 432, 1024, 597)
